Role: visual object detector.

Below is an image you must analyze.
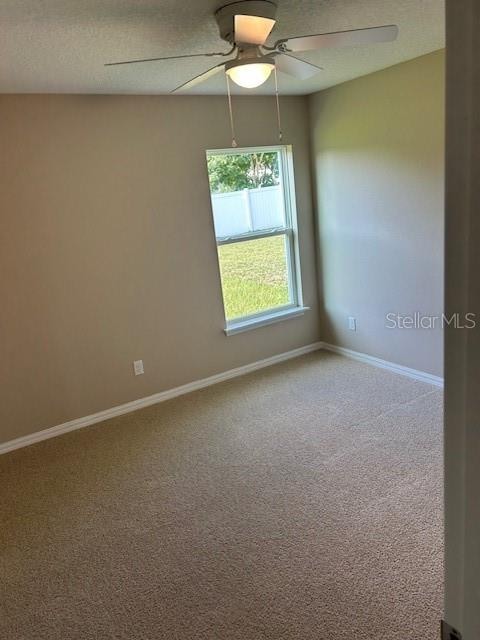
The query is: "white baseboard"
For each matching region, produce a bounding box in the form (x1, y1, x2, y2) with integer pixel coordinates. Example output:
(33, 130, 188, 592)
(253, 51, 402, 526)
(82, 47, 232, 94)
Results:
(0, 342, 323, 456)
(321, 342, 444, 388)
(0, 340, 443, 456)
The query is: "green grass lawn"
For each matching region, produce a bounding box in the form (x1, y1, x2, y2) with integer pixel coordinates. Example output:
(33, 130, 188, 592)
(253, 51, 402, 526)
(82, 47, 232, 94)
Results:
(217, 235, 290, 320)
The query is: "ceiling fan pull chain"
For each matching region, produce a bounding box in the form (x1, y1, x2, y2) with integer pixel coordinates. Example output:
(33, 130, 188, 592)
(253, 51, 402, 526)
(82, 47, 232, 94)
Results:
(226, 74, 238, 148)
(274, 66, 283, 142)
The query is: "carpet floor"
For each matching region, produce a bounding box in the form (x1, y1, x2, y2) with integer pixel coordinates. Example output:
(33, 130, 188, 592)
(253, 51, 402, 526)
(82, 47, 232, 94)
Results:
(0, 351, 443, 640)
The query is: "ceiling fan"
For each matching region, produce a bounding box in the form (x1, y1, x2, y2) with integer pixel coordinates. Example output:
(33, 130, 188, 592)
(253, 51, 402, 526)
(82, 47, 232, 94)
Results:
(105, 0, 399, 92)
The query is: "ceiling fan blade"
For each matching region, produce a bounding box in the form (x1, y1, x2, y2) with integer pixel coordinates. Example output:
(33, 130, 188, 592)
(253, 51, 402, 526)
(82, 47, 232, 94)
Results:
(274, 53, 323, 79)
(171, 62, 226, 93)
(234, 14, 276, 45)
(105, 51, 231, 67)
(276, 24, 399, 53)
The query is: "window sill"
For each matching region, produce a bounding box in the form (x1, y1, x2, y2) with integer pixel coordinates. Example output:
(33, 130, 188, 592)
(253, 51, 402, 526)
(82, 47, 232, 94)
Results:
(224, 306, 310, 336)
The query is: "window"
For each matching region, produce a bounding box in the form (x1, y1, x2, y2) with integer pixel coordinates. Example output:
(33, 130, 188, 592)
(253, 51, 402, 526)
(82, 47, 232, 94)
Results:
(206, 146, 306, 335)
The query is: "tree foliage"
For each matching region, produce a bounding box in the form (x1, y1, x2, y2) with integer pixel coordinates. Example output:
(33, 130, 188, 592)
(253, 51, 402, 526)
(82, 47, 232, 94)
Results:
(207, 152, 279, 194)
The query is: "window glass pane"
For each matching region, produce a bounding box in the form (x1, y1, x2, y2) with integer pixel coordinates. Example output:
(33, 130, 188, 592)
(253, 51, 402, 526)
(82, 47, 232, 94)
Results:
(206, 146, 302, 326)
(207, 151, 286, 238)
(217, 235, 291, 321)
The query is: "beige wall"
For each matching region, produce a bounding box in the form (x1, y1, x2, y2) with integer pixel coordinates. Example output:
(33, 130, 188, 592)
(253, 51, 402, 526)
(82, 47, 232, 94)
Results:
(309, 50, 445, 376)
(0, 94, 320, 444)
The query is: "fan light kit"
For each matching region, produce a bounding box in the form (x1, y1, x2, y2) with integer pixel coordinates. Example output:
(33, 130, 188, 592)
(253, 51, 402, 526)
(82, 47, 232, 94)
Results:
(106, 0, 398, 144)
(225, 58, 275, 88)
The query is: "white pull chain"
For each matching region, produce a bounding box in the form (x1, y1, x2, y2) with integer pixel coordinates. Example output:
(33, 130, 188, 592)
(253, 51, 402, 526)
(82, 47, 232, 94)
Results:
(226, 74, 237, 148)
(274, 66, 283, 142)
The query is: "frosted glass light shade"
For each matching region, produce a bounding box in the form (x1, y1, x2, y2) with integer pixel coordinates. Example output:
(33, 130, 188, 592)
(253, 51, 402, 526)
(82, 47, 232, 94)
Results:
(226, 62, 274, 88)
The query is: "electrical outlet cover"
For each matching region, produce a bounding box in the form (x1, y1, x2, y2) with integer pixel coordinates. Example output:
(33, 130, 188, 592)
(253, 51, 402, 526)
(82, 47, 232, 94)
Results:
(133, 360, 144, 376)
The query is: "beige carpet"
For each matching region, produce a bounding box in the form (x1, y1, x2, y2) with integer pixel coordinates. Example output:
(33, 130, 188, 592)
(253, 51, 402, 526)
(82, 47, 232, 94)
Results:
(0, 351, 443, 639)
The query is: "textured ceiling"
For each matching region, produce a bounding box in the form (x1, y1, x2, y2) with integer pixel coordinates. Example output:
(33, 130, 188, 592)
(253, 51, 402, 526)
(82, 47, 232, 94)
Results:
(0, 0, 445, 95)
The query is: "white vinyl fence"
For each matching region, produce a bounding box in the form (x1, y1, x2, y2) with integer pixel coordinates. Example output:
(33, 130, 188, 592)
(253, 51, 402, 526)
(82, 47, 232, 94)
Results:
(211, 185, 285, 238)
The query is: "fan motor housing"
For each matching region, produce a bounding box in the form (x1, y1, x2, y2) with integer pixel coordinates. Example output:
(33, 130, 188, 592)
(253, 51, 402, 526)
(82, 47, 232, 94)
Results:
(215, 0, 278, 44)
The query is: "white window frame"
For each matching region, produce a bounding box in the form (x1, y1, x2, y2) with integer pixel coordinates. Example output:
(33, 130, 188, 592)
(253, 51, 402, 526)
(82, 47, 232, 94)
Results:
(206, 145, 308, 336)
